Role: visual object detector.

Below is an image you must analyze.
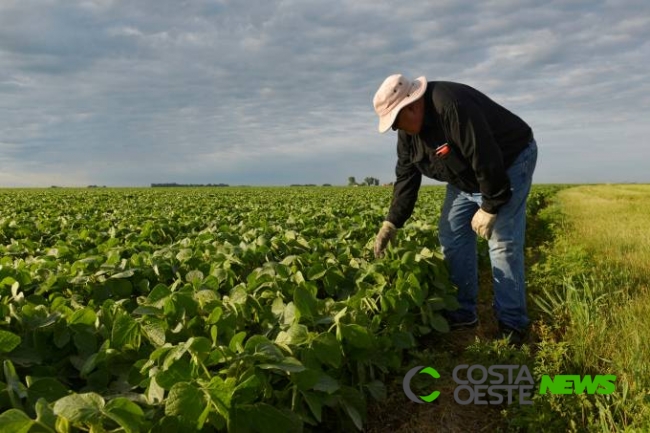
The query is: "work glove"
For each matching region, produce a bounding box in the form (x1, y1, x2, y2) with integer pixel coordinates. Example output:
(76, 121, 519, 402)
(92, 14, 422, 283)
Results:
(374, 221, 397, 258)
(471, 209, 497, 240)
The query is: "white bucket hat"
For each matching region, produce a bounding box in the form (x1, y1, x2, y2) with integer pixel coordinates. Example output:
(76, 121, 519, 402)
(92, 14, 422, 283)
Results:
(373, 74, 427, 133)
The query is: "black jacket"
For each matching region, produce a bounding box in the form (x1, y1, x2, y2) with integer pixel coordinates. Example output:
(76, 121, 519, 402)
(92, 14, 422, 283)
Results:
(386, 81, 533, 228)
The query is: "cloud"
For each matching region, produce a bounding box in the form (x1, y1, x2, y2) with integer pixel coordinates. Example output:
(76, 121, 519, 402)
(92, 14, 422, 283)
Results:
(0, 0, 648, 186)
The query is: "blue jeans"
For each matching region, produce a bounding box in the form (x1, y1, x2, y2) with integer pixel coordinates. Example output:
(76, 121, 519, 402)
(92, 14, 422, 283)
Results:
(438, 140, 538, 331)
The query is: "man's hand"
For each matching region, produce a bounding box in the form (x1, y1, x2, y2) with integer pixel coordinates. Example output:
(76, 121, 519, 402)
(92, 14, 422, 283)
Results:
(471, 209, 497, 240)
(374, 221, 397, 258)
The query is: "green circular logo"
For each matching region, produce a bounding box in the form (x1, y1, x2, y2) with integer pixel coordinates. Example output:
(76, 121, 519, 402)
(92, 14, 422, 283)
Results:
(403, 366, 441, 403)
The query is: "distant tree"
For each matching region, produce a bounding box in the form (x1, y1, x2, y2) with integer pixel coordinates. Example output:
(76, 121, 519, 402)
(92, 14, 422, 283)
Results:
(348, 176, 357, 186)
(363, 177, 380, 186)
(150, 183, 229, 187)
(322, 183, 332, 187)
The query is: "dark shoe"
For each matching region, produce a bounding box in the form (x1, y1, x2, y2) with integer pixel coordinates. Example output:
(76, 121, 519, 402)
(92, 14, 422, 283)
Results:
(496, 322, 527, 345)
(443, 311, 479, 330)
(450, 317, 478, 330)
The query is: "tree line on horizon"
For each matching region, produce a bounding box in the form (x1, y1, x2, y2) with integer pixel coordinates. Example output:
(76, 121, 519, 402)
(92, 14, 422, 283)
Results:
(348, 176, 383, 186)
(150, 183, 230, 187)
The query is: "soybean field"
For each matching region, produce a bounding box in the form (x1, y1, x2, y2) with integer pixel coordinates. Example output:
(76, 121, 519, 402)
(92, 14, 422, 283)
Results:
(4, 184, 645, 433)
(0, 186, 466, 432)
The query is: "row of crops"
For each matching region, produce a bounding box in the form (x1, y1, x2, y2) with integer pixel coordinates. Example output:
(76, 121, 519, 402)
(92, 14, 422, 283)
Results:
(0, 187, 468, 432)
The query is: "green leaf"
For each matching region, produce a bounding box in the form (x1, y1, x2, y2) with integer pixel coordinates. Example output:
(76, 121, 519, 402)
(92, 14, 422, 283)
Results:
(392, 331, 415, 349)
(293, 271, 305, 285)
(301, 391, 323, 422)
(27, 377, 69, 404)
(4, 360, 28, 400)
(162, 344, 189, 370)
(275, 323, 309, 346)
(73, 329, 98, 357)
(146, 284, 172, 307)
(146, 376, 165, 405)
(229, 331, 247, 353)
(244, 336, 283, 361)
(55, 416, 69, 433)
(306, 264, 327, 280)
(312, 333, 342, 368)
(322, 267, 345, 295)
(333, 307, 348, 324)
(430, 313, 450, 333)
(227, 373, 257, 404)
(230, 286, 248, 305)
(195, 288, 220, 309)
(185, 270, 204, 285)
(0, 276, 17, 287)
(173, 291, 199, 317)
(0, 409, 33, 433)
(131, 306, 163, 316)
(258, 357, 306, 374)
(365, 380, 387, 401)
(271, 297, 284, 318)
(53, 392, 105, 423)
(444, 294, 461, 310)
(205, 376, 234, 419)
(53, 326, 71, 348)
(291, 368, 320, 390)
(188, 336, 212, 355)
(110, 269, 135, 279)
(111, 310, 141, 350)
(0, 330, 21, 353)
(156, 359, 193, 390)
(231, 403, 302, 433)
(35, 398, 58, 430)
(407, 273, 425, 306)
(176, 249, 193, 261)
(282, 302, 297, 325)
(313, 373, 339, 394)
(207, 306, 223, 324)
(68, 307, 97, 326)
(293, 284, 317, 320)
(339, 386, 366, 431)
(165, 382, 207, 428)
(340, 324, 373, 348)
(104, 397, 145, 433)
(105, 278, 133, 297)
(280, 255, 299, 266)
(427, 296, 447, 310)
(197, 401, 211, 430)
(401, 251, 416, 265)
(140, 316, 167, 346)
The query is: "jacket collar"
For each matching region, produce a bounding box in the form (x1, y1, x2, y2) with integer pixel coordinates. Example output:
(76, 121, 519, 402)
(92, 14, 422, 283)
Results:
(420, 83, 438, 132)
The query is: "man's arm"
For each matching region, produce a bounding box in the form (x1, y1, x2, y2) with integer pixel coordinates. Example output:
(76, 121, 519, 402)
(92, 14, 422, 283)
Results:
(386, 131, 422, 227)
(441, 100, 511, 214)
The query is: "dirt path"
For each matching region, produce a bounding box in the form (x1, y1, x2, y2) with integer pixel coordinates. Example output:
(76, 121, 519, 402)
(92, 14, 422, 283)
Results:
(365, 283, 510, 433)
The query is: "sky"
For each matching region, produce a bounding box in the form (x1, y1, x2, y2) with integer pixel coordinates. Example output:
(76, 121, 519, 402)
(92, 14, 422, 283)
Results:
(1, 0, 649, 187)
